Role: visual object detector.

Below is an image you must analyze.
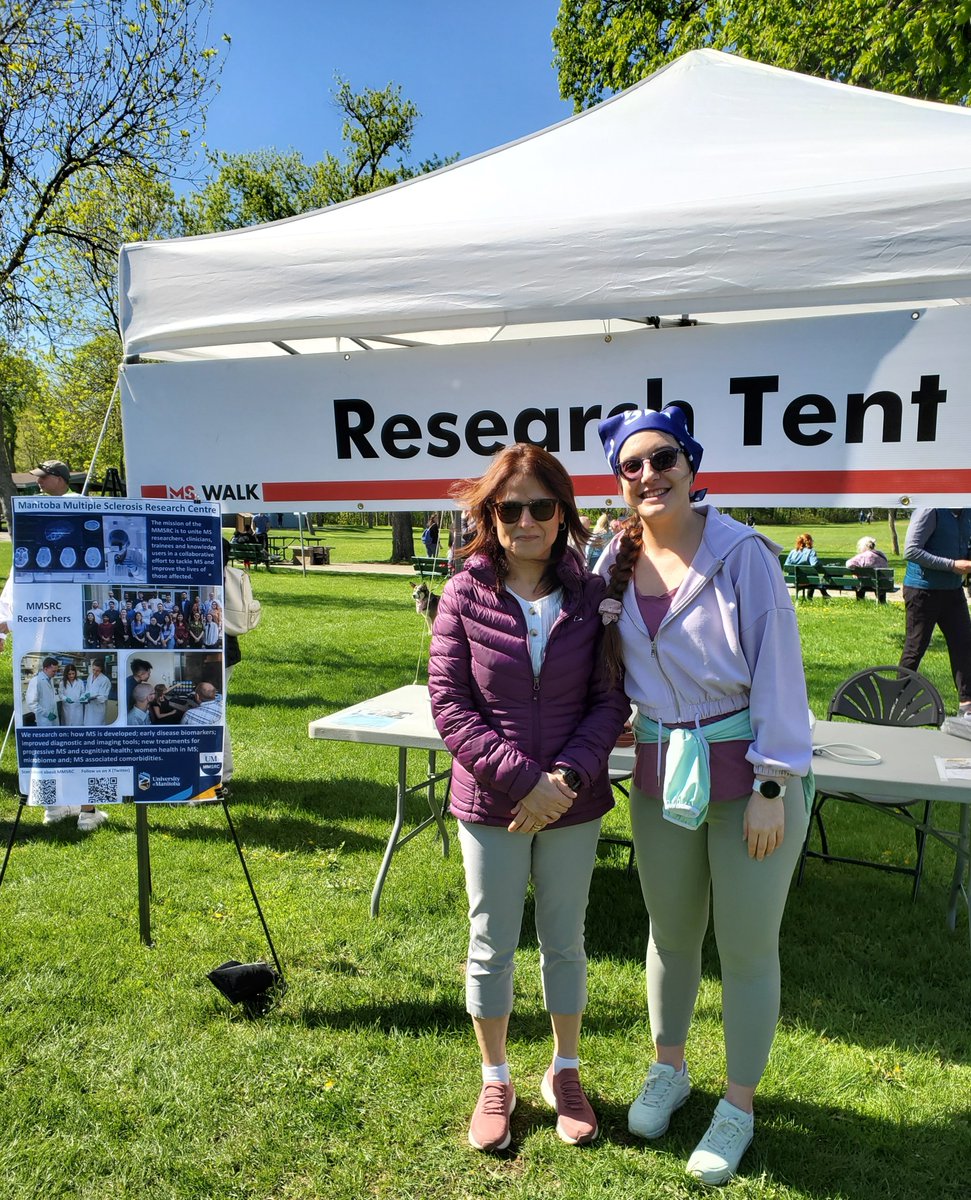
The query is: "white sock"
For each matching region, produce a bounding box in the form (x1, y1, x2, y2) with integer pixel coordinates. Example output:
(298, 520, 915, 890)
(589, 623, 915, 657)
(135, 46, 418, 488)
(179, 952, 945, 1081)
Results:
(553, 1055, 579, 1074)
(482, 1062, 510, 1084)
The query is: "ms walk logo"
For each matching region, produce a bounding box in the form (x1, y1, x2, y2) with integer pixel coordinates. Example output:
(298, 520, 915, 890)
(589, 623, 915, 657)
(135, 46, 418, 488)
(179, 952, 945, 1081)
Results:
(167, 482, 262, 501)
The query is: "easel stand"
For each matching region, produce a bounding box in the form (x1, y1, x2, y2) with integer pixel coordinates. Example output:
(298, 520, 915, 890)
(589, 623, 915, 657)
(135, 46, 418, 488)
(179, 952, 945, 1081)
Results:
(0, 789, 284, 976)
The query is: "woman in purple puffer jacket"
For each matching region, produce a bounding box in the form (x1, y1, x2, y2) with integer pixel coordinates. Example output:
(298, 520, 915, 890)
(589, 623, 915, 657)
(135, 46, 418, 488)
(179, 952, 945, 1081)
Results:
(429, 443, 628, 1154)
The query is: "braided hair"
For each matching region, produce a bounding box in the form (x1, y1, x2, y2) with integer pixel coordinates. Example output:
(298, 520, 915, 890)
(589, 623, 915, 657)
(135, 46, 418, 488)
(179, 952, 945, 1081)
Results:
(602, 514, 643, 684)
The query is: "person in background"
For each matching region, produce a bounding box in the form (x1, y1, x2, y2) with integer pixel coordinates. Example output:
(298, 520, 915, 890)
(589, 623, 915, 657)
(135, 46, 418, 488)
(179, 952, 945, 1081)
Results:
(428, 444, 628, 1154)
(252, 511, 270, 549)
(783, 532, 829, 599)
(98, 611, 116, 649)
(148, 683, 180, 724)
(128, 682, 153, 725)
(595, 404, 813, 1186)
(0, 459, 77, 649)
(29, 459, 77, 496)
(219, 537, 242, 782)
(161, 612, 176, 649)
(422, 514, 441, 558)
(58, 662, 86, 726)
(26, 657, 60, 727)
(585, 513, 611, 572)
(83, 611, 101, 649)
(845, 535, 890, 602)
(181, 681, 223, 727)
(173, 610, 190, 649)
(81, 657, 112, 730)
(899, 507, 971, 719)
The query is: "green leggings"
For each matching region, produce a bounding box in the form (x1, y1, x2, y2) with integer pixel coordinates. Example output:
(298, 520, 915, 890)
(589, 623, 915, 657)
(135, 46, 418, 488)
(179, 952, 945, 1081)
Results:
(629, 785, 809, 1088)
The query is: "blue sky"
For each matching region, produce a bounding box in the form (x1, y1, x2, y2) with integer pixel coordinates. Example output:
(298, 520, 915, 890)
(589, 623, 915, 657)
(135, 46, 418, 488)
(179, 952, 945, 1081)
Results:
(200, 1, 574, 170)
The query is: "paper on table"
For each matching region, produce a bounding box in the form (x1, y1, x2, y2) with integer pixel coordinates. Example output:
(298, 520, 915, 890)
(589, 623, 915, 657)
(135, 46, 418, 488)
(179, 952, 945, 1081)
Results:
(330, 706, 412, 730)
(935, 756, 971, 782)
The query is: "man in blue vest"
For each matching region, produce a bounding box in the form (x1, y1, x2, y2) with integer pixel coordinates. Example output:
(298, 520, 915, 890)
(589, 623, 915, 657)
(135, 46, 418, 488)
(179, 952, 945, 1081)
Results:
(899, 508, 971, 718)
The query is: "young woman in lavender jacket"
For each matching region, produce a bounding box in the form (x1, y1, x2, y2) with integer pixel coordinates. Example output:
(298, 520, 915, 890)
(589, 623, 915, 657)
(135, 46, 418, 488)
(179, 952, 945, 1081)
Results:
(428, 444, 628, 1154)
(595, 405, 814, 1185)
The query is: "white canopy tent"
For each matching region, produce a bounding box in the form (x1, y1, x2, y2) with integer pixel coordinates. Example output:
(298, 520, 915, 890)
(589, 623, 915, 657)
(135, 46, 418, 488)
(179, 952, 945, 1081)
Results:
(117, 50, 971, 509)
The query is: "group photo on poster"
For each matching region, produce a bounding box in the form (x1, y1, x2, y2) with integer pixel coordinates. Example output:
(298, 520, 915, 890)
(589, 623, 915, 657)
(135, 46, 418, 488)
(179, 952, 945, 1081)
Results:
(80, 584, 224, 650)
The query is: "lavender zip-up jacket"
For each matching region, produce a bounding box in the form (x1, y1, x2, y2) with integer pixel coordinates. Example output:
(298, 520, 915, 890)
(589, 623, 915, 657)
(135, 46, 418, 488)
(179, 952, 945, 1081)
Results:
(428, 549, 629, 828)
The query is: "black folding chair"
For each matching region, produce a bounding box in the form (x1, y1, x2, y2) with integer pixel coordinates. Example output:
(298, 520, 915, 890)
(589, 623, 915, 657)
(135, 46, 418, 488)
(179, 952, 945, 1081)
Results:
(798, 665, 945, 900)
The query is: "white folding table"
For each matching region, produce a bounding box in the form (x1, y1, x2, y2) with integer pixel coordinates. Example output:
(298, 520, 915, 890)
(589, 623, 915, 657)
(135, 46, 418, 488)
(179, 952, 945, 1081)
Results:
(310, 688, 971, 942)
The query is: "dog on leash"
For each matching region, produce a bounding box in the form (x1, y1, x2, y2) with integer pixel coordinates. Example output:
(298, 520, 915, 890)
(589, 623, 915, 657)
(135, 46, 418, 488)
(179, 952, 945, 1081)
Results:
(411, 581, 440, 630)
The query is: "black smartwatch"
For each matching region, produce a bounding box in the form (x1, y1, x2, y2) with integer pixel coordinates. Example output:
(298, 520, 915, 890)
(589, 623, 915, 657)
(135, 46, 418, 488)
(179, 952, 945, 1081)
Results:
(557, 766, 582, 791)
(752, 778, 786, 799)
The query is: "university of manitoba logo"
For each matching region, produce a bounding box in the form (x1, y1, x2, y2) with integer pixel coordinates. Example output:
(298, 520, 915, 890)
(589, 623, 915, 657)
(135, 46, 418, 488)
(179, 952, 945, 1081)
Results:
(138, 772, 151, 791)
(200, 752, 223, 779)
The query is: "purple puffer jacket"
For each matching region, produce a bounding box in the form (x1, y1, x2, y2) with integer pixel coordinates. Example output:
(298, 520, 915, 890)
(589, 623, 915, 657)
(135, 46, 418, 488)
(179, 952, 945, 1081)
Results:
(428, 549, 629, 828)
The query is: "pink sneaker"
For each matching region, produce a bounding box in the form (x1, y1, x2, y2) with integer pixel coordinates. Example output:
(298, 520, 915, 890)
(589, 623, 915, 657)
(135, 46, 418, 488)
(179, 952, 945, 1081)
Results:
(541, 1067, 598, 1145)
(468, 1081, 516, 1152)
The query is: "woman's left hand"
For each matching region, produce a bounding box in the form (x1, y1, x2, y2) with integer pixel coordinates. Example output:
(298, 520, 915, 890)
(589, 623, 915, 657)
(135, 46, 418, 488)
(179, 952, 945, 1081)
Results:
(508, 772, 575, 833)
(743, 794, 785, 860)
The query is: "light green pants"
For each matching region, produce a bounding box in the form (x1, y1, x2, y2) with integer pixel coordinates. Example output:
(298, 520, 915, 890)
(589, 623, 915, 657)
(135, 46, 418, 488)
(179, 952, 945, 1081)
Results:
(630, 784, 809, 1088)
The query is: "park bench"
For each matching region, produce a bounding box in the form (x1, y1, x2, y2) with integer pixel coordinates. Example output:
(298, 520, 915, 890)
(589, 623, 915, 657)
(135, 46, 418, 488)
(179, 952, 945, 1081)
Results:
(227, 541, 274, 571)
(411, 555, 449, 579)
(778, 554, 897, 602)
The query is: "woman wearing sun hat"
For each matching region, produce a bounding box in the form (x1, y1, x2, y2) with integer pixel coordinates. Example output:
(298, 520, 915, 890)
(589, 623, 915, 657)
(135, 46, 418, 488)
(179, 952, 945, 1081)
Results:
(595, 403, 813, 1186)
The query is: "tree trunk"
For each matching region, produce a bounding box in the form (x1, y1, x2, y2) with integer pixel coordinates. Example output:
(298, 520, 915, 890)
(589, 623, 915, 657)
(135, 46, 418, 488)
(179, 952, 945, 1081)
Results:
(390, 511, 414, 563)
(888, 509, 899, 555)
(0, 426, 16, 531)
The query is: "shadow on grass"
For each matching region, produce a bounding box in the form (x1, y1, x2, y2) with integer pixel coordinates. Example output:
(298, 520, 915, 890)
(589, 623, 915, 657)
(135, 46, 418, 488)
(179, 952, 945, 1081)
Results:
(486, 1089, 970, 1198)
(293, 995, 468, 1034)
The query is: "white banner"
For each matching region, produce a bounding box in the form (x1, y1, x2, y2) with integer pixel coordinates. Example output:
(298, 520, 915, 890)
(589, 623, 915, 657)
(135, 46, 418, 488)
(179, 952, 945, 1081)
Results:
(122, 307, 971, 511)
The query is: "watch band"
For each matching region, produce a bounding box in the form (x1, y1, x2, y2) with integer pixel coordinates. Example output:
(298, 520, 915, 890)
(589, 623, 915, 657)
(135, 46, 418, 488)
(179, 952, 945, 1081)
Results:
(557, 766, 582, 791)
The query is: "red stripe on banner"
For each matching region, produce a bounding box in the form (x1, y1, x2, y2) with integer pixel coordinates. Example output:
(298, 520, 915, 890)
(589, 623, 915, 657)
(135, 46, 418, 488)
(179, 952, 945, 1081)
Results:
(693, 468, 971, 494)
(143, 468, 971, 504)
(261, 478, 473, 502)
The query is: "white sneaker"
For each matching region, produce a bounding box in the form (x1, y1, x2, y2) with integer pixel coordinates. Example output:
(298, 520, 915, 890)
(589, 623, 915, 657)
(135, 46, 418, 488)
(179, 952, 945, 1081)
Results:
(628, 1061, 691, 1139)
(77, 810, 108, 832)
(686, 1099, 754, 1185)
(42, 805, 74, 825)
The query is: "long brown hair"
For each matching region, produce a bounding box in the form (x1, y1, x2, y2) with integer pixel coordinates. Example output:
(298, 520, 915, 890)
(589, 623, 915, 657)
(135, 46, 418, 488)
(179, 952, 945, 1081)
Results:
(601, 514, 642, 683)
(450, 444, 588, 594)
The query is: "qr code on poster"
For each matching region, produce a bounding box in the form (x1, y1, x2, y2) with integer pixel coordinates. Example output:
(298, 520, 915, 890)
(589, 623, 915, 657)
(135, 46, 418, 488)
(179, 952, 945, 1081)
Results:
(29, 778, 58, 806)
(87, 777, 119, 805)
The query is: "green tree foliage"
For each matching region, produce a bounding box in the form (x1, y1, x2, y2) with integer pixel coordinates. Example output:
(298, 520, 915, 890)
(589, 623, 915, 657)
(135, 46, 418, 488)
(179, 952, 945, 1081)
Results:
(0, 342, 48, 472)
(16, 332, 124, 479)
(553, 1, 971, 111)
(177, 78, 455, 235)
(39, 166, 179, 341)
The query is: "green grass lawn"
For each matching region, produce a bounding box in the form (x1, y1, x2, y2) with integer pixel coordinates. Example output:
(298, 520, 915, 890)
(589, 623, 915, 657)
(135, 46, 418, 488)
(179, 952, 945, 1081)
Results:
(313, 517, 910, 569)
(1, 532, 969, 1200)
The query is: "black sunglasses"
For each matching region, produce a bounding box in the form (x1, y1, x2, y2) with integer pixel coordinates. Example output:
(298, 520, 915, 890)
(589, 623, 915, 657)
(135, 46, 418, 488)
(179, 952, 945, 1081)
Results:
(617, 447, 683, 480)
(493, 498, 558, 524)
